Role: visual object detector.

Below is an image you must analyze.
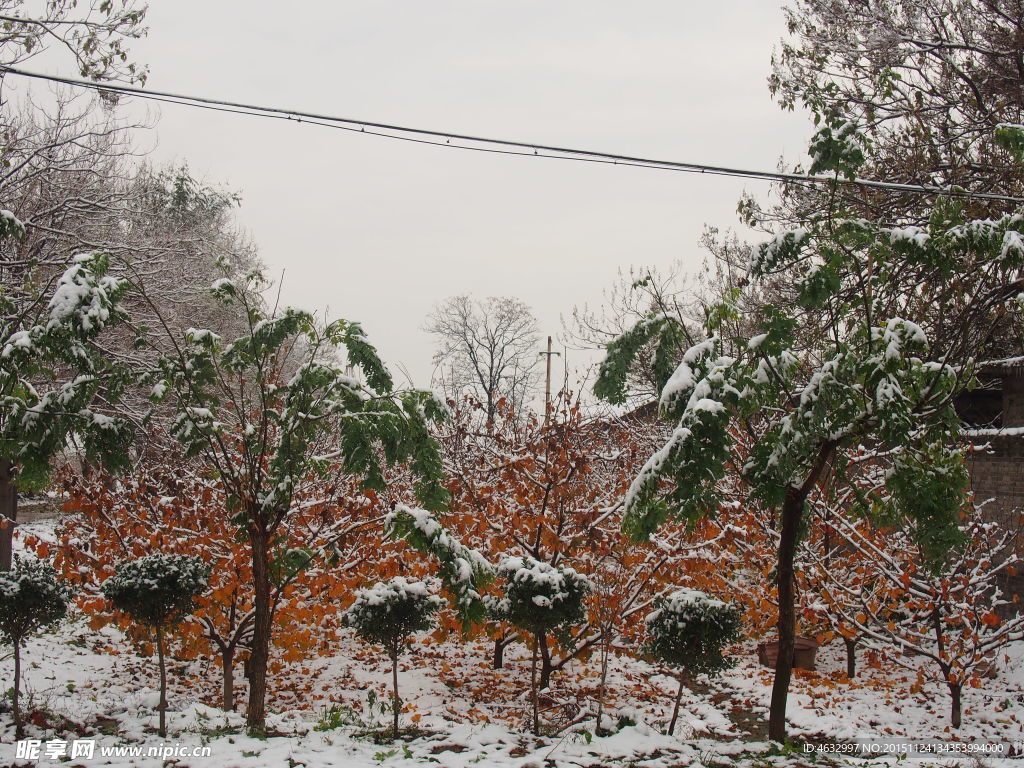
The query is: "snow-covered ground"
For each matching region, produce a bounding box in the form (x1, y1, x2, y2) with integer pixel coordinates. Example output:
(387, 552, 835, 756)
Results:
(2, 519, 1022, 767)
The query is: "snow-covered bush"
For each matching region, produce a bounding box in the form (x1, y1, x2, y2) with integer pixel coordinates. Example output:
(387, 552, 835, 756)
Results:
(643, 587, 742, 735)
(102, 554, 210, 737)
(488, 555, 591, 734)
(0, 557, 72, 737)
(344, 576, 443, 739)
(489, 555, 591, 639)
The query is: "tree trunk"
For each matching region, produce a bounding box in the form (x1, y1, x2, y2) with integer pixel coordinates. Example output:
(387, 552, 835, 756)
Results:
(245, 526, 273, 736)
(531, 633, 540, 736)
(492, 636, 507, 669)
(595, 632, 610, 734)
(13, 640, 23, 739)
(768, 487, 803, 743)
(391, 648, 400, 740)
(844, 637, 857, 679)
(0, 458, 18, 571)
(156, 624, 167, 738)
(949, 681, 962, 728)
(222, 646, 235, 711)
(668, 674, 686, 736)
(539, 631, 553, 690)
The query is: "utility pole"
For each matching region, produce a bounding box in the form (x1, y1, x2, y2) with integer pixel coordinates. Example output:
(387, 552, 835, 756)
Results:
(539, 335, 561, 427)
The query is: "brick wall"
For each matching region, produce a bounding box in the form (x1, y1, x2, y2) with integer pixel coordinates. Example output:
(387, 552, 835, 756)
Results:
(966, 370, 1024, 613)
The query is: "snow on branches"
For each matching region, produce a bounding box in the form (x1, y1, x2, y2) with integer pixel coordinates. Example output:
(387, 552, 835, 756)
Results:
(806, 501, 1024, 728)
(385, 504, 493, 630)
(102, 553, 211, 629)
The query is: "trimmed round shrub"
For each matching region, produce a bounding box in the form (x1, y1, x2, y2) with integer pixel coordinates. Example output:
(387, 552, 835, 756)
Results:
(488, 555, 591, 734)
(643, 587, 742, 734)
(0, 557, 73, 737)
(102, 553, 210, 626)
(489, 555, 590, 639)
(102, 554, 210, 736)
(345, 576, 443, 738)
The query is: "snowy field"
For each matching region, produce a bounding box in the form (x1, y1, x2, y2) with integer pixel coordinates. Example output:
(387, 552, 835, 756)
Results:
(1, 521, 1022, 768)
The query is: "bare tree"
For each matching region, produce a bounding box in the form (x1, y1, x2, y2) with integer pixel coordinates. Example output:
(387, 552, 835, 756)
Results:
(563, 263, 710, 406)
(425, 295, 540, 423)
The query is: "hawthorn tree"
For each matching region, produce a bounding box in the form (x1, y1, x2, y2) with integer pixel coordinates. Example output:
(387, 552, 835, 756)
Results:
(593, 122, 1024, 741)
(344, 576, 443, 740)
(141, 268, 448, 735)
(643, 588, 741, 736)
(102, 554, 210, 737)
(0, 557, 71, 738)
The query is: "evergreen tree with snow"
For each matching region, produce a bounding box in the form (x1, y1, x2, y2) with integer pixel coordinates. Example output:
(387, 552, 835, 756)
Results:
(344, 576, 443, 740)
(643, 588, 741, 735)
(488, 555, 590, 735)
(102, 554, 210, 737)
(0, 557, 72, 738)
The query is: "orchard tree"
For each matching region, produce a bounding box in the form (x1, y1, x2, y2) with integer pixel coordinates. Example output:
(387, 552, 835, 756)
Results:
(488, 555, 590, 735)
(643, 588, 741, 736)
(436, 393, 690, 679)
(0, 557, 71, 738)
(102, 554, 210, 737)
(425, 295, 540, 424)
(592, 121, 1024, 740)
(142, 268, 448, 735)
(797, 458, 896, 679)
(43, 456, 384, 712)
(810, 503, 1024, 727)
(344, 576, 443, 739)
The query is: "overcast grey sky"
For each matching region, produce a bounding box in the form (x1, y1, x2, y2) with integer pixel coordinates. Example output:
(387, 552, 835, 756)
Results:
(127, 1, 810, 390)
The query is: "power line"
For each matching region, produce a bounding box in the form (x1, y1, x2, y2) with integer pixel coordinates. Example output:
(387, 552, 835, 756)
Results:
(3, 64, 1023, 204)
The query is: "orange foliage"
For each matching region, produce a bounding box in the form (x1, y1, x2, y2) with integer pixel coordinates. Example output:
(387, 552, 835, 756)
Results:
(36, 452, 397, 710)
